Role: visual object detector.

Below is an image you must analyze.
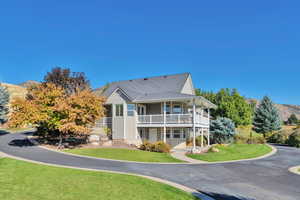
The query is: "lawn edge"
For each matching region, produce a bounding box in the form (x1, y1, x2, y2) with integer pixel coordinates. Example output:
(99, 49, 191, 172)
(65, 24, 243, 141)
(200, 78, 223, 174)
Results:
(0, 151, 214, 200)
(288, 165, 300, 175)
(27, 136, 189, 164)
(185, 144, 277, 164)
(28, 136, 277, 165)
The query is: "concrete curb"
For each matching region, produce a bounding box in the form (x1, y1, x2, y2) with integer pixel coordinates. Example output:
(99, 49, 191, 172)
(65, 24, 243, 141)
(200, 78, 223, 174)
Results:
(288, 165, 300, 175)
(0, 151, 214, 200)
(27, 136, 277, 165)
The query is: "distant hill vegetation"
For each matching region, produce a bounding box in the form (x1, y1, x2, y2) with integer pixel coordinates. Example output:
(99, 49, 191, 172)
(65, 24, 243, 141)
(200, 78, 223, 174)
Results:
(247, 98, 300, 121)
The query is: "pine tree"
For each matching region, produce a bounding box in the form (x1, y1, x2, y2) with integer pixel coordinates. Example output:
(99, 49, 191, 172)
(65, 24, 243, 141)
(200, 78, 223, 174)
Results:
(0, 85, 10, 124)
(253, 96, 281, 135)
(287, 114, 298, 125)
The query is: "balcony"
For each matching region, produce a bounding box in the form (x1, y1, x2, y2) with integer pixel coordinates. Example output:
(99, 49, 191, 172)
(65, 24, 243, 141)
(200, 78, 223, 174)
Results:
(137, 114, 209, 127)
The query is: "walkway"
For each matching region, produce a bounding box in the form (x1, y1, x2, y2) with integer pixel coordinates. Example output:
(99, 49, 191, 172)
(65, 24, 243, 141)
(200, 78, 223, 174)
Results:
(0, 132, 300, 200)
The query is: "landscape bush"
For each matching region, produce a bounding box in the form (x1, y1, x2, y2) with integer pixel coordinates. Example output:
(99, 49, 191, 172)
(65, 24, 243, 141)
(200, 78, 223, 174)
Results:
(234, 134, 266, 144)
(286, 129, 300, 148)
(139, 141, 170, 153)
(186, 136, 208, 146)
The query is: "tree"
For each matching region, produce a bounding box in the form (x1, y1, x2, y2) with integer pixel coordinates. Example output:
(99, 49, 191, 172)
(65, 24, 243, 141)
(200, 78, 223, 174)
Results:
(196, 88, 253, 126)
(44, 67, 90, 95)
(287, 114, 299, 125)
(9, 83, 106, 147)
(210, 117, 236, 144)
(252, 96, 281, 136)
(0, 85, 10, 124)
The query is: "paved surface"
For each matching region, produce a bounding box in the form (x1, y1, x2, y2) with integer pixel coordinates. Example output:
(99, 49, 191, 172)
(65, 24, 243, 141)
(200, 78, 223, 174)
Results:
(0, 132, 300, 200)
(171, 150, 207, 163)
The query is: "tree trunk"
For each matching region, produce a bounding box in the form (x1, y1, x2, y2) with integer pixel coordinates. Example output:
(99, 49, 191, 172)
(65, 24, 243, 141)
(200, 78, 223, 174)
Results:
(58, 133, 63, 149)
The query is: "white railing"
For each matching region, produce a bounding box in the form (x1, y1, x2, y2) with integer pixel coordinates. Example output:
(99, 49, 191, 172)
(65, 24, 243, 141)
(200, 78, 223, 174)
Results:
(137, 114, 209, 125)
(95, 117, 112, 127)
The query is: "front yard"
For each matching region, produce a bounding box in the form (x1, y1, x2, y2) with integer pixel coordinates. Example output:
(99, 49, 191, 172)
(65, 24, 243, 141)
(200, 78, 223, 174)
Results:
(187, 144, 272, 162)
(64, 148, 184, 163)
(0, 158, 196, 200)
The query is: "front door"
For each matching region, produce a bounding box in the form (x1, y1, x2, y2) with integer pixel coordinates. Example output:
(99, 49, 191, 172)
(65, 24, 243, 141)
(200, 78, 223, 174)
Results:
(149, 128, 157, 143)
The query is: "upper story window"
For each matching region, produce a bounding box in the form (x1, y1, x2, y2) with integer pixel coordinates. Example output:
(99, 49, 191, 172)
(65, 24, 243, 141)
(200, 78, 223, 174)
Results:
(115, 104, 123, 117)
(127, 104, 135, 116)
(165, 103, 171, 114)
(172, 104, 182, 114)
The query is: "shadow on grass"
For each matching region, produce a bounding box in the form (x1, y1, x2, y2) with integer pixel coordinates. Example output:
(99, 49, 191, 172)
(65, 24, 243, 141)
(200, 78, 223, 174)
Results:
(200, 191, 254, 200)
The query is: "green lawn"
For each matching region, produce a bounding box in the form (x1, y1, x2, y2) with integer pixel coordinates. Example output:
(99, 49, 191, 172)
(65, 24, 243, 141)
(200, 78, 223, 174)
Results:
(187, 144, 272, 162)
(65, 148, 184, 163)
(0, 158, 197, 200)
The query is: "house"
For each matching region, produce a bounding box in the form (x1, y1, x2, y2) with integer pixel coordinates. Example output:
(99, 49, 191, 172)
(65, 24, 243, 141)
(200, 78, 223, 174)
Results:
(96, 73, 216, 150)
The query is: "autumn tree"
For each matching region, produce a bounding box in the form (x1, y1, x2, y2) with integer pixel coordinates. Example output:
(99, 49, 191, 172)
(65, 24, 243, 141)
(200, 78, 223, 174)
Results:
(44, 67, 90, 95)
(9, 83, 105, 147)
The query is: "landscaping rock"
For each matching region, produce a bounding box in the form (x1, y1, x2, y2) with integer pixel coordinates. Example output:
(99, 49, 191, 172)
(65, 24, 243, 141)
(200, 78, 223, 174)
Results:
(88, 135, 100, 145)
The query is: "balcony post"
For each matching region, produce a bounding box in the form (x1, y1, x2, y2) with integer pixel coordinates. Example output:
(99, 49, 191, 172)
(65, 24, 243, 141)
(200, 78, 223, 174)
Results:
(201, 127, 204, 148)
(163, 101, 166, 143)
(207, 109, 210, 146)
(192, 99, 196, 152)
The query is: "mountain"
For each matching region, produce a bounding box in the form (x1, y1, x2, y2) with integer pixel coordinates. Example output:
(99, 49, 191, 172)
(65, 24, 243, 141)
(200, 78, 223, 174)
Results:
(19, 80, 40, 88)
(247, 98, 300, 121)
(1, 83, 27, 101)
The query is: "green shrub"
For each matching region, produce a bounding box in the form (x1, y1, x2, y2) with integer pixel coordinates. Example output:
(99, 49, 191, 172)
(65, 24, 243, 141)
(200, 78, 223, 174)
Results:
(267, 133, 287, 144)
(139, 141, 170, 153)
(287, 129, 300, 148)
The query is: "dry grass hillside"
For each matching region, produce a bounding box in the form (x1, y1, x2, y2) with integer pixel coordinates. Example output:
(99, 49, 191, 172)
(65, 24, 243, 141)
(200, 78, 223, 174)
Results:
(1, 83, 27, 102)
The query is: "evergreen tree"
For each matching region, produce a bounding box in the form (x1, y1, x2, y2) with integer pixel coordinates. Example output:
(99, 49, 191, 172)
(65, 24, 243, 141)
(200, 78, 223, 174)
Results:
(253, 96, 281, 135)
(0, 85, 10, 124)
(210, 117, 236, 144)
(287, 114, 299, 125)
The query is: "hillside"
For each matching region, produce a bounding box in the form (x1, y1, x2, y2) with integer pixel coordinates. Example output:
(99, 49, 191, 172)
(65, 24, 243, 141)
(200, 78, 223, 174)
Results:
(1, 83, 27, 101)
(247, 99, 300, 121)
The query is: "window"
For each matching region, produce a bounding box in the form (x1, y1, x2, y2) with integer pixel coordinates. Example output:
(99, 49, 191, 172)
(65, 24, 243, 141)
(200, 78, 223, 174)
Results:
(165, 104, 171, 114)
(173, 129, 181, 138)
(172, 104, 182, 114)
(115, 104, 123, 116)
(166, 129, 171, 138)
(127, 104, 135, 116)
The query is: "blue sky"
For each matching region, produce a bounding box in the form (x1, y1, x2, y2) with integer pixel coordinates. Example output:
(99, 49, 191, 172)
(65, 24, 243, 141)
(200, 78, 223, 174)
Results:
(0, 1, 299, 104)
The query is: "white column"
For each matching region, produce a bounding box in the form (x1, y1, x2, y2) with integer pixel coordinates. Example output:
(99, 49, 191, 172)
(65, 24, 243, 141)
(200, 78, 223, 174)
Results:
(207, 109, 210, 146)
(123, 103, 126, 139)
(201, 127, 204, 148)
(192, 99, 196, 151)
(163, 101, 166, 143)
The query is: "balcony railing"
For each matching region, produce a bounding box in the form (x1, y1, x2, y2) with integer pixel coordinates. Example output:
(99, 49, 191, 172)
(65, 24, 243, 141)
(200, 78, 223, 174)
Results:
(137, 114, 209, 125)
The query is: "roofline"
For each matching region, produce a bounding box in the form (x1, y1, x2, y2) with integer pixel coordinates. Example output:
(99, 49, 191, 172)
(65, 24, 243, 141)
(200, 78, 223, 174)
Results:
(107, 72, 190, 85)
(107, 87, 133, 101)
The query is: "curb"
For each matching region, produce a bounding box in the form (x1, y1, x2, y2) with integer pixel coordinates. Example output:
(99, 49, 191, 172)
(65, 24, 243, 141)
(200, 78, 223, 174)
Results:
(0, 151, 214, 200)
(289, 165, 300, 175)
(27, 136, 277, 165)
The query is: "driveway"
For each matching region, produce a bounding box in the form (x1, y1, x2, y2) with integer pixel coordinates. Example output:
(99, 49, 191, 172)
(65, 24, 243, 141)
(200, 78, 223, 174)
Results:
(0, 132, 299, 200)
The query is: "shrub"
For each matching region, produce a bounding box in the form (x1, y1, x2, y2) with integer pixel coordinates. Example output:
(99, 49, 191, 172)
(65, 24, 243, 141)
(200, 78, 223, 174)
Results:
(139, 141, 152, 151)
(267, 132, 287, 144)
(234, 133, 266, 144)
(139, 141, 170, 153)
(152, 141, 171, 153)
(211, 117, 236, 144)
(186, 136, 208, 146)
(287, 129, 300, 148)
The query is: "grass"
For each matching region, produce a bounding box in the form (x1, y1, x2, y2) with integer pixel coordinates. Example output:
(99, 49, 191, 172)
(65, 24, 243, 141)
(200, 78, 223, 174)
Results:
(64, 148, 184, 163)
(0, 158, 197, 200)
(187, 144, 272, 162)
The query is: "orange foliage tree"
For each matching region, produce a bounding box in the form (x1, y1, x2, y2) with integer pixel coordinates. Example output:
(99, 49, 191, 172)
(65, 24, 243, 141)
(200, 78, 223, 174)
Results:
(9, 83, 105, 146)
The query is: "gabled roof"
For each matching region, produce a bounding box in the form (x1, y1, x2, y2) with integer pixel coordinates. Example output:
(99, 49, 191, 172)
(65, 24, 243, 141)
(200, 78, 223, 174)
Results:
(102, 73, 190, 100)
